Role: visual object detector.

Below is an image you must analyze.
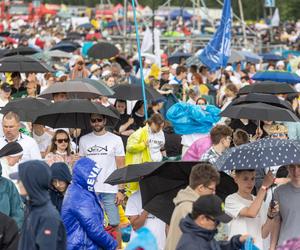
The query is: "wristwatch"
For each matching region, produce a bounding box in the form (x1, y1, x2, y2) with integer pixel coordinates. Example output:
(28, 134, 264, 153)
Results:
(261, 185, 268, 191)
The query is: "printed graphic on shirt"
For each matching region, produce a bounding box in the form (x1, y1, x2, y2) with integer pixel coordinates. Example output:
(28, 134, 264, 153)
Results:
(87, 145, 109, 155)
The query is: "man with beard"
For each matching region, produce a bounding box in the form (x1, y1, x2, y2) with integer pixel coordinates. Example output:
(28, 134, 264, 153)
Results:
(79, 113, 125, 248)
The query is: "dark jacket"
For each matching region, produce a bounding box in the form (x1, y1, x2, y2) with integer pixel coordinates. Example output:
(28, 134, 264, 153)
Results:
(0, 211, 19, 250)
(176, 215, 242, 250)
(61, 158, 117, 250)
(49, 162, 72, 213)
(18, 160, 66, 250)
(0, 164, 24, 229)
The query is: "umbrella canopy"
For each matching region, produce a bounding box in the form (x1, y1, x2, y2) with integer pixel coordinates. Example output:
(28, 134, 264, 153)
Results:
(50, 42, 79, 53)
(76, 78, 114, 96)
(88, 42, 119, 60)
(34, 99, 119, 129)
(259, 53, 284, 62)
(228, 50, 245, 64)
(170, 9, 192, 20)
(38, 80, 105, 99)
(238, 81, 297, 95)
(111, 56, 131, 69)
(65, 32, 83, 40)
(168, 52, 192, 65)
(45, 50, 72, 59)
(0, 98, 51, 122)
(220, 102, 300, 122)
(252, 71, 300, 84)
(105, 161, 237, 224)
(111, 84, 163, 101)
(231, 93, 293, 111)
(239, 51, 262, 64)
(0, 55, 51, 73)
(78, 23, 94, 29)
(3, 46, 39, 57)
(215, 138, 300, 171)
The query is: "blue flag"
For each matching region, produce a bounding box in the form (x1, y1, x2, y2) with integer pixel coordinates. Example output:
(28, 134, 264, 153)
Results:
(199, 0, 232, 71)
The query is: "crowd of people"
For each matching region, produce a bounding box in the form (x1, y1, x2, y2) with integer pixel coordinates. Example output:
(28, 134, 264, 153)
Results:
(0, 8, 300, 250)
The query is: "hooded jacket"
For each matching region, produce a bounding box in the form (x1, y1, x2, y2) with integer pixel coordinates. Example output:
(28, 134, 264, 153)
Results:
(176, 215, 242, 250)
(49, 162, 72, 213)
(0, 163, 23, 229)
(18, 160, 66, 250)
(61, 158, 117, 250)
(165, 186, 199, 250)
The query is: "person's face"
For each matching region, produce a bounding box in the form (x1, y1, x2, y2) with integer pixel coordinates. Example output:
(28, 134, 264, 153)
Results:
(12, 76, 21, 86)
(90, 114, 106, 133)
(116, 101, 126, 114)
(162, 72, 169, 80)
(32, 124, 45, 135)
(196, 182, 216, 196)
(1, 89, 11, 99)
(52, 179, 68, 193)
(53, 92, 68, 102)
(111, 66, 120, 77)
(76, 61, 84, 71)
(3, 118, 20, 141)
(195, 214, 219, 230)
(235, 171, 256, 194)
(220, 135, 232, 149)
(150, 122, 164, 133)
(27, 82, 37, 96)
(137, 105, 145, 116)
(18, 180, 28, 196)
(288, 165, 300, 182)
(54, 132, 69, 152)
(6, 155, 22, 166)
(106, 77, 115, 87)
(197, 99, 206, 105)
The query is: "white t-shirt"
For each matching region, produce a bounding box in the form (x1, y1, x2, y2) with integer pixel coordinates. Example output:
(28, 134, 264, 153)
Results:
(79, 132, 125, 193)
(33, 131, 52, 154)
(125, 190, 166, 250)
(225, 193, 266, 250)
(0, 134, 42, 163)
(148, 128, 165, 162)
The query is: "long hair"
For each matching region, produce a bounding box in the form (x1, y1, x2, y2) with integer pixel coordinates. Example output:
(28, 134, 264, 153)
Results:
(50, 129, 71, 155)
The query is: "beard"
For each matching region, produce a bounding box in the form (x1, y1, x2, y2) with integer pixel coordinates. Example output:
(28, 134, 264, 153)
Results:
(92, 124, 105, 133)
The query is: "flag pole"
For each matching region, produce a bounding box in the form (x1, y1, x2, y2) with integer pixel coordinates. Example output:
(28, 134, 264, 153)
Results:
(131, 0, 148, 120)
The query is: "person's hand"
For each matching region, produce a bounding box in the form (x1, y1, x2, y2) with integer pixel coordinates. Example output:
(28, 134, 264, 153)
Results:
(262, 171, 274, 189)
(268, 200, 279, 218)
(71, 154, 80, 163)
(239, 234, 250, 243)
(128, 118, 134, 125)
(115, 192, 125, 206)
(255, 127, 263, 138)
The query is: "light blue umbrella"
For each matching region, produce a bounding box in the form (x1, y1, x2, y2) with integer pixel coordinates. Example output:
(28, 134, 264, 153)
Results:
(252, 71, 300, 84)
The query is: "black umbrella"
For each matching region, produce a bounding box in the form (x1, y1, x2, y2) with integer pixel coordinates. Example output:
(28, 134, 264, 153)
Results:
(168, 52, 192, 65)
(34, 99, 119, 129)
(0, 55, 51, 73)
(111, 84, 163, 101)
(220, 102, 300, 122)
(215, 138, 300, 171)
(76, 78, 114, 97)
(38, 80, 105, 99)
(66, 32, 83, 40)
(0, 98, 51, 121)
(111, 56, 130, 69)
(3, 46, 39, 57)
(88, 42, 119, 59)
(231, 93, 293, 111)
(105, 161, 237, 224)
(239, 81, 297, 95)
(50, 42, 79, 53)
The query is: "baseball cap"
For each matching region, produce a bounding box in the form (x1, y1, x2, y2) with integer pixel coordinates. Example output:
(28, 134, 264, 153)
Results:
(1, 82, 12, 93)
(192, 194, 232, 223)
(90, 64, 101, 73)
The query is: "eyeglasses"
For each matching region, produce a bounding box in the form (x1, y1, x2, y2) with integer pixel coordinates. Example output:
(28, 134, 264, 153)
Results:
(205, 215, 220, 226)
(77, 61, 84, 66)
(90, 118, 104, 123)
(205, 186, 216, 193)
(56, 139, 69, 144)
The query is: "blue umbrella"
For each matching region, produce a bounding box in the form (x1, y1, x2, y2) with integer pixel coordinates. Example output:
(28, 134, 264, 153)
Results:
(168, 52, 192, 65)
(252, 71, 300, 84)
(260, 53, 284, 61)
(170, 9, 192, 20)
(215, 138, 300, 171)
(239, 51, 262, 64)
(50, 43, 78, 53)
(281, 50, 300, 58)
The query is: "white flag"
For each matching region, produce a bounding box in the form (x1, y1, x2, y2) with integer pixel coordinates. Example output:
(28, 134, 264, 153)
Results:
(271, 8, 280, 27)
(154, 28, 161, 67)
(141, 27, 153, 53)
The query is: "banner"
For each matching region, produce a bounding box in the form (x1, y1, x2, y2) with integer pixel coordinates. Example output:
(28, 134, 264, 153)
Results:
(199, 0, 232, 71)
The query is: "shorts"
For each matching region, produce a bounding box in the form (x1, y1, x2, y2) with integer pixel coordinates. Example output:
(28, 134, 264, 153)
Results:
(98, 192, 120, 226)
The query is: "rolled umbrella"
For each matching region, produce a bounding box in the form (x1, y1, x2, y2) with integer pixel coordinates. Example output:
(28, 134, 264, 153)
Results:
(252, 71, 300, 84)
(88, 42, 119, 59)
(3, 46, 40, 57)
(105, 161, 237, 224)
(231, 93, 293, 111)
(0, 98, 51, 122)
(239, 81, 297, 95)
(38, 80, 105, 99)
(220, 102, 300, 122)
(215, 138, 300, 171)
(76, 78, 114, 97)
(0, 55, 51, 73)
(34, 99, 120, 129)
(111, 84, 163, 101)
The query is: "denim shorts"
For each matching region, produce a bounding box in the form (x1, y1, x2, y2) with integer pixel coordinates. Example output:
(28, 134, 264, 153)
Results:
(98, 193, 120, 226)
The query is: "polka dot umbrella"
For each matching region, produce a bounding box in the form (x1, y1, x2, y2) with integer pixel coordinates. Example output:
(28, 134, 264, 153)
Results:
(215, 138, 300, 171)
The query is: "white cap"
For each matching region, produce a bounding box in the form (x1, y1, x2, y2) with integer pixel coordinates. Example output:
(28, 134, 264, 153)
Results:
(90, 64, 101, 73)
(276, 60, 285, 68)
(171, 63, 179, 70)
(225, 65, 233, 71)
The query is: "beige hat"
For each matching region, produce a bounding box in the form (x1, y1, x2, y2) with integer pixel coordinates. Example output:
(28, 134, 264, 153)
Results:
(90, 64, 101, 73)
(161, 66, 170, 73)
(264, 124, 288, 135)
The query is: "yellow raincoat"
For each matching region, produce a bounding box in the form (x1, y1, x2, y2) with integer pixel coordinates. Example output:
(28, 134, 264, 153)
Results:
(125, 125, 152, 196)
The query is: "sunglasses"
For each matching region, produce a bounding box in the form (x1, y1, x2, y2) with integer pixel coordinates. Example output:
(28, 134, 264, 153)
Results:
(56, 139, 69, 144)
(77, 61, 84, 66)
(205, 215, 220, 226)
(90, 118, 104, 123)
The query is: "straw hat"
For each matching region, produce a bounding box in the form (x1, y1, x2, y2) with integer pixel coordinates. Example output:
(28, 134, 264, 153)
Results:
(264, 124, 288, 136)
